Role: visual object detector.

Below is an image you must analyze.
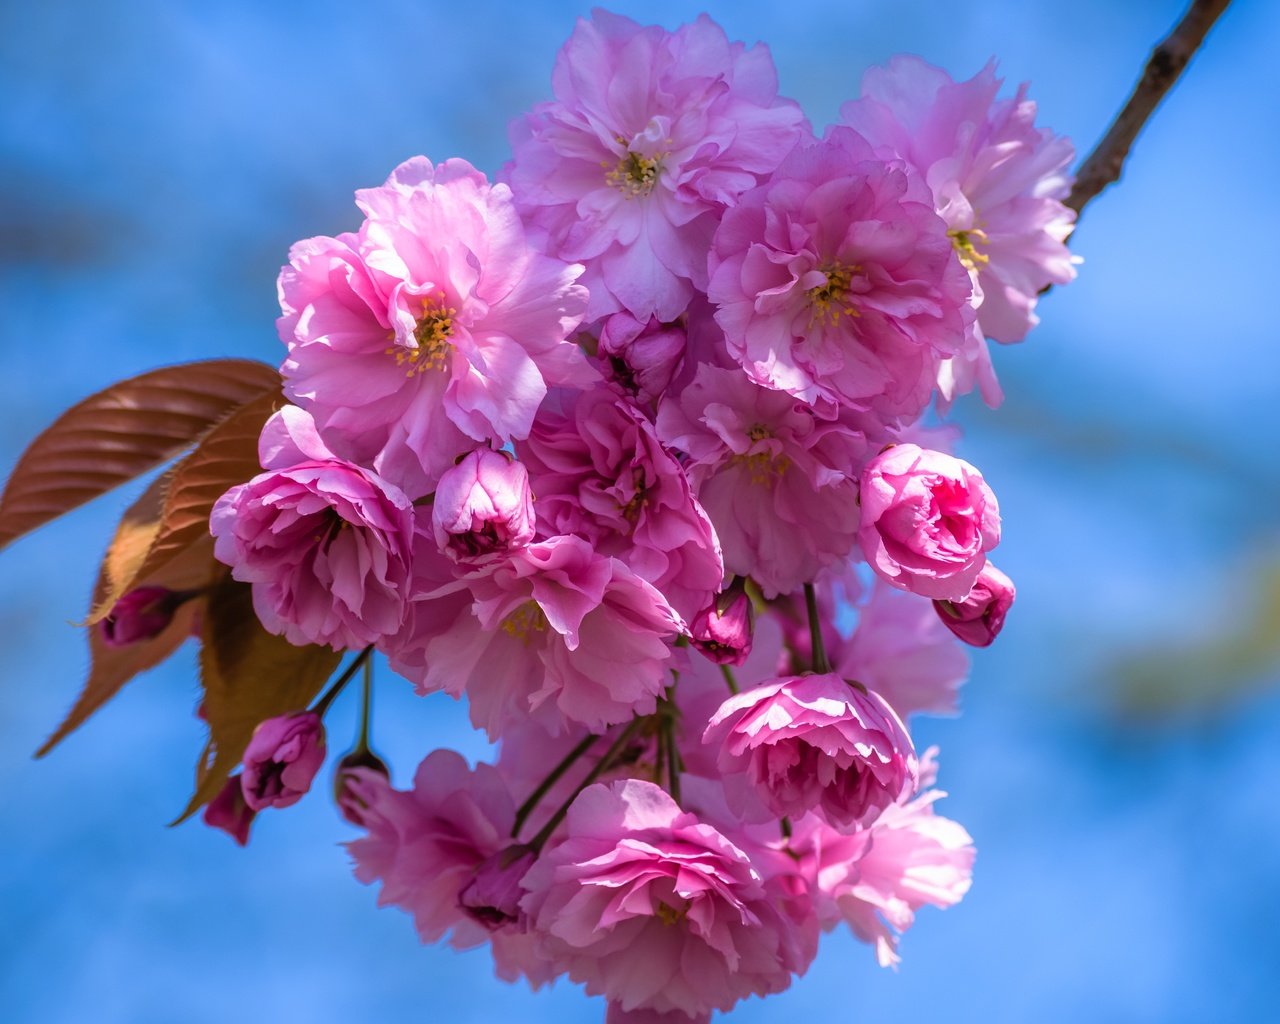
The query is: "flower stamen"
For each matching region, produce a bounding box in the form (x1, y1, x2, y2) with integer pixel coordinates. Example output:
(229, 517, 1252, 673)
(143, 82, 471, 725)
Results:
(387, 291, 457, 378)
(807, 263, 861, 327)
(948, 228, 990, 272)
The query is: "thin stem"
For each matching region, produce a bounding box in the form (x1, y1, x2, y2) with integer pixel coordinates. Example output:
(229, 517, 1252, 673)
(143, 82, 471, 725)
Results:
(352, 655, 374, 753)
(1067, 0, 1232, 218)
(512, 732, 600, 839)
(529, 718, 644, 851)
(665, 717, 681, 806)
(803, 583, 831, 674)
(719, 663, 740, 695)
(311, 646, 374, 718)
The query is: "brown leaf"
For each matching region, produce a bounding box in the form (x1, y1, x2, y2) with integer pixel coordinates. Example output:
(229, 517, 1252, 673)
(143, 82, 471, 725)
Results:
(0, 359, 282, 550)
(174, 569, 341, 823)
(35, 487, 218, 758)
(85, 390, 280, 625)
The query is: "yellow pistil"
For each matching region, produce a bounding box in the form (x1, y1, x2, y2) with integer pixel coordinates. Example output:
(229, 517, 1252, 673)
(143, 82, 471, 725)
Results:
(655, 900, 689, 927)
(604, 137, 665, 199)
(501, 601, 549, 644)
(733, 424, 790, 485)
(386, 292, 457, 378)
(948, 227, 991, 272)
(807, 263, 861, 328)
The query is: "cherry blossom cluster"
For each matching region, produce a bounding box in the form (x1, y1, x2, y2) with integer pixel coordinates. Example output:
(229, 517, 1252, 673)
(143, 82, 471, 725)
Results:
(126, 11, 1075, 1021)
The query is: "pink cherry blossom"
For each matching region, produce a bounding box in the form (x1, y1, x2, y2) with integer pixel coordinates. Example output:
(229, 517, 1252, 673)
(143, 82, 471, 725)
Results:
(703, 672, 918, 829)
(838, 580, 970, 719)
(520, 780, 814, 1017)
(210, 407, 416, 650)
(596, 312, 688, 406)
(657, 365, 868, 598)
(278, 156, 590, 495)
(517, 385, 723, 619)
(99, 586, 193, 647)
(934, 561, 1016, 647)
(203, 774, 255, 846)
(505, 11, 807, 323)
(346, 750, 516, 950)
(432, 448, 535, 562)
(689, 584, 754, 666)
(240, 711, 326, 811)
(858, 443, 1000, 601)
(708, 126, 973, 421)
(408, 535, 683, 739)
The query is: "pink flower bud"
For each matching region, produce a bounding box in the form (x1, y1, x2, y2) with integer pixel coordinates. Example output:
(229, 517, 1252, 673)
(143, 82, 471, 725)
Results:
(203, 774, 256, 846)
(99, 586, 192, 647)
(458, 844, 536, 930)
(933, 563, 1015, 647)
(858, 444, 1000, 602)
(598, 312, 687, 404)
(333, 748, 391, 826)
(240, 712, 326, 811)
(432, 449, 536, 561)
(689, 585, 754, 666)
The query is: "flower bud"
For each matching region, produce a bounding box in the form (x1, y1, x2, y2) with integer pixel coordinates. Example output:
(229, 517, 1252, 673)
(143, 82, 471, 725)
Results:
(333, 747, 391, 826)
(203, 774, 256, 846)
(458, 844, 537, 930)
(689, 585, 754, 666)
(432, 449, 536, 561)
(240, 712, 326, 811)
(99, 586, 192, 647)
(933, 563, 1015, 647)
(598, 313, 687, 404)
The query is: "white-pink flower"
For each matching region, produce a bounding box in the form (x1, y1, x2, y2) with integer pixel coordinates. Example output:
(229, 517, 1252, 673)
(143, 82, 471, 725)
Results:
(708, 126, 973, 421)
(520, 780, 815, 1017)
(657, 364, 868, 598)
(277, 156, 590, 495)
(505, 11, 807, 323)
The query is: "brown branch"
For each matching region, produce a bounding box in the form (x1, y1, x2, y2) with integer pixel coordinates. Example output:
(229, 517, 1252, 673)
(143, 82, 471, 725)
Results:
(1067, 0, 1231, 218)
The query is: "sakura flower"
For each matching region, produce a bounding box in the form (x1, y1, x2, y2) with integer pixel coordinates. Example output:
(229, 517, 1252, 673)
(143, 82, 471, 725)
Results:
(841, 57, 1077, 403)
(210, 406, 416, 650)
(203, 774, 255, 846)
(703, 672, 918, 829)
(934, 562, 1016, 647)
(520, 780, 814, 1017)
(596, 312, 687, 406)
(240, 711, 326, 811)
(858, 443, 1001, 601)
(99, 585, 195, 647)
(278, 156, 590, 495)
(346, 750, 516, 949)
(506, 11, 806, 323)
(708, 126, 973, 421)
(517, 386, 723, 619)
(409, 535, 682, 739)
(838, 580, 970, 718)
(688, 583, 754, 666)
(432, 448, 535, 562)
(657, 365, 868, 598)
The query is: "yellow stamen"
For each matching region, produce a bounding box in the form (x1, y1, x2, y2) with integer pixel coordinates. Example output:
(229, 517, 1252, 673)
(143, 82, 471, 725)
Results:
(948, 228, 990, 272)
(386, 291, 457, 378)
(605, 137, 665, 199)
(807, 263, 861, 327)
(501, 601, 549, 644)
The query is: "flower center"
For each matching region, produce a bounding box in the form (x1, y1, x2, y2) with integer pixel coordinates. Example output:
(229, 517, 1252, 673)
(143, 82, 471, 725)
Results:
(948, 228, 990, 272)
(501, 601, 549, 644)
(388, 292, 457, 378)
(733, 424, 790, 485)
(655, 899, 690, 926)
(807, 263, 861, 327)
(605, 145, 664, 199)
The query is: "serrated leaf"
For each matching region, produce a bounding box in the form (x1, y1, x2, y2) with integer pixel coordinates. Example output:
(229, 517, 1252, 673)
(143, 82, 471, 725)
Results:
(35, 486, 218, 758)
(0, 358, 281, 550)
(85, 390, 279, 625)
(174, 569, 341, 823)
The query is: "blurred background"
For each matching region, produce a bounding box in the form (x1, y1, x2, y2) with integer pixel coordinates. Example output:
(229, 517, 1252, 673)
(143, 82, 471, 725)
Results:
(1, 1, 1277, 1021)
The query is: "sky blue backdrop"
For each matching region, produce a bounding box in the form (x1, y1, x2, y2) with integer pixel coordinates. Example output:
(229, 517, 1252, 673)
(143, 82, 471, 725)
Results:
(2, 1, 1278, 1021)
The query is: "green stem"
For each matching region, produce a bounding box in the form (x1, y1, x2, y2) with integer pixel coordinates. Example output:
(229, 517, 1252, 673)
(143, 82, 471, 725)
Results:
(352, 654, 374, 753)
(803, 582, 831, 674)
(529, 718, 644, 851)
(512, 732, 599, 839)
(719, 663, 740, 695)
(665, 717, 681, 806)
(311, 646, 374, 718)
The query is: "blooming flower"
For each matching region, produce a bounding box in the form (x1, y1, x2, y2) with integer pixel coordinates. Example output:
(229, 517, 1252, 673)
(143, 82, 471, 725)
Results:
(703, 672, 918, 828)
(505, 11, 807, 323)
(520, 780, 814, 1017)
(934, 562, 1016, 647)
(210, 406, 416, 649)
(278, 156, 590, 495)
(657, 365, 868, 598)
(841, 56, 1077, 404)
(518, 385, 723, 619)
(240, 711, 326, 811)
(708, 126, 973, 421)
(857, 443, 1000, 601)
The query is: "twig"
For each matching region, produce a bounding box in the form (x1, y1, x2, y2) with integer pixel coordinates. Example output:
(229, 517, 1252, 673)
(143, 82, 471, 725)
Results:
(1067, 0, 1231, 218)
